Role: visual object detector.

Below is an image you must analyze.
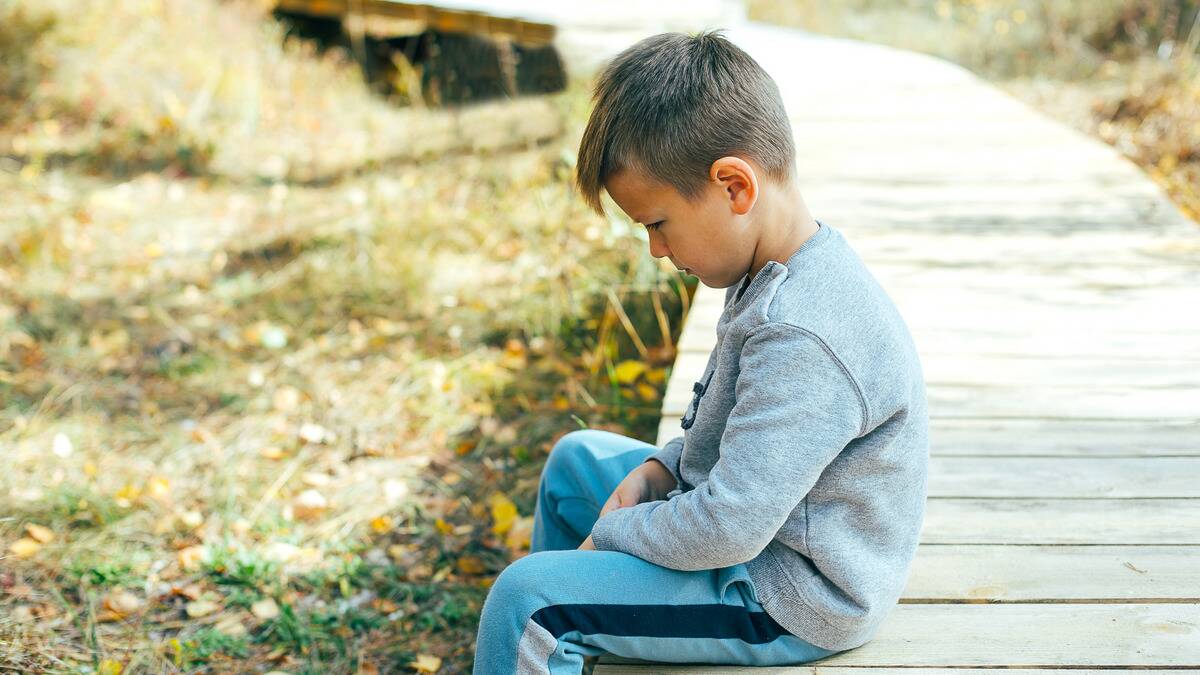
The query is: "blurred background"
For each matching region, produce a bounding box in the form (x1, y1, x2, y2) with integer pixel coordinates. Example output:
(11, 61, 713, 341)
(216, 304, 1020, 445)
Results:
(1, 0, 1197, 672)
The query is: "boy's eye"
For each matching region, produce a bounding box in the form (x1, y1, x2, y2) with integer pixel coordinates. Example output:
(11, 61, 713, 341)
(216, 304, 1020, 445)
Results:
(646, 221, 664, 231)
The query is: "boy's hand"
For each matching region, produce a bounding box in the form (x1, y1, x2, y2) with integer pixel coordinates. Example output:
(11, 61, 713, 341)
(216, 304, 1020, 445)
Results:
(598, 459, 677, 519)
(578, 534, 596, 550)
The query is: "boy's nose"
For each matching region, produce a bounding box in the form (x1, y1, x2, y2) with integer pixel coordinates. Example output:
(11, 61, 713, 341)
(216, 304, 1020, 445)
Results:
(648, 232, 670, 259)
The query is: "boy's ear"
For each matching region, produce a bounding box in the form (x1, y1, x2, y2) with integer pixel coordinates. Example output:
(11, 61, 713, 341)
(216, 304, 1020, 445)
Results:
(710, 156, 758, 216)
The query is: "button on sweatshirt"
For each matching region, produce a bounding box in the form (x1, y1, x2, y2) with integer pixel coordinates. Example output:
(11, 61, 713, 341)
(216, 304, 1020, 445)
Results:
(589, 219, 930, 652)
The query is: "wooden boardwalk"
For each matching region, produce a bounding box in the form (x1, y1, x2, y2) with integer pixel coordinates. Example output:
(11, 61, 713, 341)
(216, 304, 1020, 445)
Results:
(591, 21, 1200, 673)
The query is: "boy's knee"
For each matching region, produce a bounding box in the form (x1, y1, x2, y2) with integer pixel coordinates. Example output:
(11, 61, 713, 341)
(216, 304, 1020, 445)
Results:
(485, 551, 559, 614)
(544, 429, 599, 477)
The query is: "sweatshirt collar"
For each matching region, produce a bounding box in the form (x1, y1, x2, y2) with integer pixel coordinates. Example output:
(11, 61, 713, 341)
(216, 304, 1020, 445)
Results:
(731, 219, 830, 307)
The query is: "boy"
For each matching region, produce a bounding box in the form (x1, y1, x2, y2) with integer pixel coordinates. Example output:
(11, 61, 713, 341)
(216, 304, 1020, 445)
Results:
(473, 30, 929, 673)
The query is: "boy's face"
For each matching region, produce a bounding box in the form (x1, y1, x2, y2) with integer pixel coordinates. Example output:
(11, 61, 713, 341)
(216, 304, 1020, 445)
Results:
(604, 160, 757, 289)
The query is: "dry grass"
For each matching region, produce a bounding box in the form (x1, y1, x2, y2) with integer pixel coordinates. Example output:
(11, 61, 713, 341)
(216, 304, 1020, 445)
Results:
(1, 1, 691, 671)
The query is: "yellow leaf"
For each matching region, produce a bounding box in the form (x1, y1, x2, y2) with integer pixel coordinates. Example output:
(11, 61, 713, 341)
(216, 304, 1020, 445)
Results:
(98, 659, 123, 675)
(114, 484, 141, 507)
(370, 516, 393, 533)
(613, 360, 646, 384)
(410, 654, 442, 673)
(25, 523, 54, 544)
(434, 518, 453, 535)
(636, 382, 658, 402)
(9, 538, 41, 558)
(489, 493, 518, 536)
(644, 367, 666, 385)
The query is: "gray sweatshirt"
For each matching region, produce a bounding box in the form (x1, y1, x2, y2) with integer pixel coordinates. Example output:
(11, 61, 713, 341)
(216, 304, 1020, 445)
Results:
(589, 219, 929, 652)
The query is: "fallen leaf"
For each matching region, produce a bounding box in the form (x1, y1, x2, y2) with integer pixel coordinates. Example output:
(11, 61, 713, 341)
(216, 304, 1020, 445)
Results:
(614, 360, 646, 384)
(251, 597, 280, 621)
(410, 654, 442, 673)
(292, 489, 328, 520)
(489, 493, 518, 536)
(171, 583, 204, 600)
(177, 545, 207, 570)
(370, 516, 393, 533)
(102, 590, 141, 617)
(214, 614, 247, 636)
(185, 600, 220, 618)
(8, 538, 40, 558)
(98, 659, 123, 675)
(114, 483, 141, 508)
(24, 523, 54, 544)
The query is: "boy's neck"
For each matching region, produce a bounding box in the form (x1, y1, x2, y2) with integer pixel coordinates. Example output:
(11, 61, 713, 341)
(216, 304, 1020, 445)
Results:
(744, 178, 820, 282)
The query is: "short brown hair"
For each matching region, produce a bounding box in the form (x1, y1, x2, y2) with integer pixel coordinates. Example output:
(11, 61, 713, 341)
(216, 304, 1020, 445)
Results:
(575, 30, 796, 216)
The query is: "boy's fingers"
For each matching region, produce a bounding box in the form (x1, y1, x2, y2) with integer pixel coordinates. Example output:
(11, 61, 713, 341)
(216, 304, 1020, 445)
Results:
(599, 492, 623, 517)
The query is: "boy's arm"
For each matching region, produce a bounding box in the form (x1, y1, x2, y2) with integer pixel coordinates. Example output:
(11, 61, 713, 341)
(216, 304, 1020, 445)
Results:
(643, 435, 684, 489)
(589, 323, 866, 570)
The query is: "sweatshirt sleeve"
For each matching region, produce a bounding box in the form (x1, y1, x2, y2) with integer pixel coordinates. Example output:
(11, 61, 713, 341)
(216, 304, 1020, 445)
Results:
(644, 435, 684, 488)
(589, 322, 866, 570)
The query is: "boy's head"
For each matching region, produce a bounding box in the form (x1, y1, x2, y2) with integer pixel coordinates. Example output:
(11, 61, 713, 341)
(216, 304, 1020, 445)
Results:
(575, 30, 798, 288)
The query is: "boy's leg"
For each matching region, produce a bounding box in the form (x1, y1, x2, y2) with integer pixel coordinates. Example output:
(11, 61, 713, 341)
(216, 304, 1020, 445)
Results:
(531, 429, 658, 553)
(475, 429, 841, 673)
(472, 548, 840, 674)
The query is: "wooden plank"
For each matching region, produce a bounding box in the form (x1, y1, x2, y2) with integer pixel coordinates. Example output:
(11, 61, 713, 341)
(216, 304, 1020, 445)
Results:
(853, 235, 1200, 262)
(927, 457, 1200, 498)
(665, 380, 1200, 421)
(902, 545, 1200, 601)
(678, 325, 1200, 360)
(925, 383, 1200, 421)
(910, 328, 1200, 360)
(880, 270, 1200, 300)
(680, 297, 1200, 336)
(596, 605, 1200, 668)
(919, 354, 1200, 389)
(921, 498, 1200, 544)
(925, 418, 1200, 456)
(657, 416, 1200, 456)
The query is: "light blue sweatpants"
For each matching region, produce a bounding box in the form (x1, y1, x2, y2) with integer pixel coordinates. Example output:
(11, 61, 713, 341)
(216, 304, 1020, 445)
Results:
(472, 429, 841, 674)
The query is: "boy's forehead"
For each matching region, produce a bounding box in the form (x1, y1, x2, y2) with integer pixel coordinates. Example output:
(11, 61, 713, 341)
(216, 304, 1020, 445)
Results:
(605, 169, 675, 217)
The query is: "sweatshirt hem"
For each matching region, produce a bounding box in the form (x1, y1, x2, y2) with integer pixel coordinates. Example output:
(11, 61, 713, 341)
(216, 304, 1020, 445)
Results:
(744, 544, 879, 652)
